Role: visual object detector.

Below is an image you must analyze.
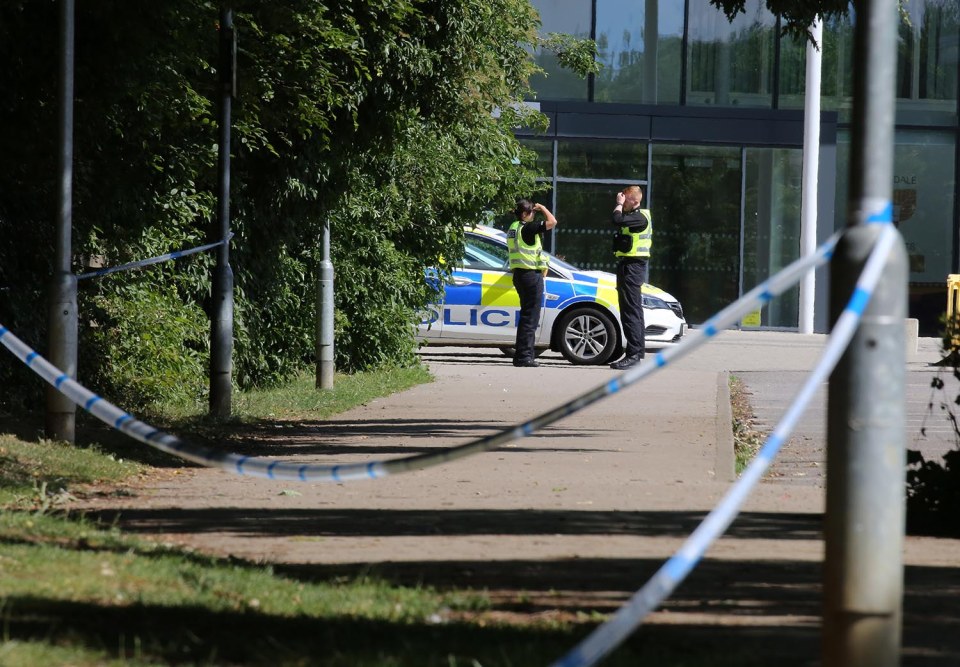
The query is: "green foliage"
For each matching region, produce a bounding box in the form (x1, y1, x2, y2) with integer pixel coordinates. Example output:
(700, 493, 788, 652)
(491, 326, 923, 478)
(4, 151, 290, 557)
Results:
(81, 279, 209, 412)
(0, 0, 597, 408)
(906, 320, 960, 537)
(711, 0, 850, 42)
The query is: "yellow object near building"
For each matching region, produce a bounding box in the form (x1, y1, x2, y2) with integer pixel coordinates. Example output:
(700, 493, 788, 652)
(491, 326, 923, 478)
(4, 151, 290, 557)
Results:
(741, 309, 762, 328)
(948, 274, 960, 321)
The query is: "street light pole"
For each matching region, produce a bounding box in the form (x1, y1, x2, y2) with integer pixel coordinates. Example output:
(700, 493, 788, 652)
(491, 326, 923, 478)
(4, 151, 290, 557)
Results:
(823, 1, 908, 665)
(209, 4, 235, 418)
(46, 0, 78, 443)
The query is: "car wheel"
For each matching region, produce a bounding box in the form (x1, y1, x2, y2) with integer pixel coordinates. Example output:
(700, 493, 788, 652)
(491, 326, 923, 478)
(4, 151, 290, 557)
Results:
(499, 346, 546, 359)
(556, 308, 619, 365)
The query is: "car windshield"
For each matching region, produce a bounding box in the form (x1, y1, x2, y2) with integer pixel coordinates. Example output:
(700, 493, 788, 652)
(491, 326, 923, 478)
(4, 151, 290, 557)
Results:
(466, 231, 580, 273)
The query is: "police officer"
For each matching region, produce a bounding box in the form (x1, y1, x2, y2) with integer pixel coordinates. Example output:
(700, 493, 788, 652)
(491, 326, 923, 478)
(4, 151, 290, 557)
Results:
(609, 185, 652, 370)
(508, 199, 557, 367)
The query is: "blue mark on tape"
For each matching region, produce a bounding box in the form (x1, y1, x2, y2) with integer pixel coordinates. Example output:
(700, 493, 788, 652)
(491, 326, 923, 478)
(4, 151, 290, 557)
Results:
(760, 289, 773, 303)
(367, 462, 377, 479)
(0, 326, 8, 338)
(757, 432, 784, 462)
(84, 395, 101, 410)
(144, 429, 159, 441)
(866, 202, 893, 224)
(299, 465, 308, 481)
(663, 553, 695, 581)
(704, 323, 718, 337)
(236, 456, 249, 474)
(332, 466, 342, 482)
(26, 352, 38, 365)
(655, 353, 666, 368)
(522, 422, 534, 436)
(848, 287, 871, 315)
(114, 414, 132, 429)
(54, 374, 69, 388)
(267, 461, 279, 479)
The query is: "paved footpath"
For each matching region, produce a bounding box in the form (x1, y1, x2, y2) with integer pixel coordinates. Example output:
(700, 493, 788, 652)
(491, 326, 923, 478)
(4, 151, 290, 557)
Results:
(79, 330, 960, 665)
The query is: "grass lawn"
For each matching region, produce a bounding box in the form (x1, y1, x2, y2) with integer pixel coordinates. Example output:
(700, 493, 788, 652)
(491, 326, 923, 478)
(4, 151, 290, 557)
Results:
(0, 368, 773, 666)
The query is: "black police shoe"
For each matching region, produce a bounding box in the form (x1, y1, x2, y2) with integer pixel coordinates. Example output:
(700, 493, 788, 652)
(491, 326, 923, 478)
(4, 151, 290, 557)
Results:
(513, 359, 540, 368)
(609, 354, 642, 370)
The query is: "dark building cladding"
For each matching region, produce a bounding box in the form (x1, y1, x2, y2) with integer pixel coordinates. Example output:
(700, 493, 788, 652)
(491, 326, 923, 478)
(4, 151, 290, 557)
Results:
(521, 0, 960, 336)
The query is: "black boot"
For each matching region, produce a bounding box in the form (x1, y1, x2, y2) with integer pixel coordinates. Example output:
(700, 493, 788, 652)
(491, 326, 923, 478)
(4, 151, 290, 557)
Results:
(609, 354, 643, 370)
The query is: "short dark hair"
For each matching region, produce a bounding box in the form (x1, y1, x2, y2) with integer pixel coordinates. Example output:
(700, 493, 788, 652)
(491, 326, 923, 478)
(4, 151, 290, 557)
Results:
(514, 198, 535, 220)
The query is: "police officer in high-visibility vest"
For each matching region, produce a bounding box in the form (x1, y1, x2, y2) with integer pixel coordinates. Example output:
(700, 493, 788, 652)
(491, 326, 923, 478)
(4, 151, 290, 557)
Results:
(507, 199, 557, 367)
(609, 185, 652, 370)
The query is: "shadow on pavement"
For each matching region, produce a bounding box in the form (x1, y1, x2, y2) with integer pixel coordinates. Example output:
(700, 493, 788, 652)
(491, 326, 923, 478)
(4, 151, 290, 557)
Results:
(82, 507, 824, 541)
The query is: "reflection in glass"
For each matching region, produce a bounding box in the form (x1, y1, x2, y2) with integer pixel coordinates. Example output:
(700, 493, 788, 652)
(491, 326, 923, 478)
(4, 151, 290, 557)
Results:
(897, 0, 959, 119)
(557, 139, 648, 180)
(529, 0, 591, 101)
(778, 20, 856, 116)
(554, 182, 624, 271)
(651, 145, 742, 324)
(743, 149, 803, 328)
(594, 0, 685, 104)
(687, 0, 776, 108)
(891, 131, 956, 284)
(518, 138, 554, 177)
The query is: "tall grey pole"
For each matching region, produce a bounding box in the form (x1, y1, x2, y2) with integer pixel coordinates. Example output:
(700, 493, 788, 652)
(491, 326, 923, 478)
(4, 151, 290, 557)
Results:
(209, 4, 235, 417)
(315, 219, 334, 390)
(46, 0, 78, 443)
(823, 0, 907, 665)
(798, 17, 822, 334)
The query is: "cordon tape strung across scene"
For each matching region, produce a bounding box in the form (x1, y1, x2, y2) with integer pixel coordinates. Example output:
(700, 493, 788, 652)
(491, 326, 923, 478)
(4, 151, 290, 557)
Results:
(0, 219, 900, 667)
(76, 234, 233, 280)
(2, 231, 840, 483)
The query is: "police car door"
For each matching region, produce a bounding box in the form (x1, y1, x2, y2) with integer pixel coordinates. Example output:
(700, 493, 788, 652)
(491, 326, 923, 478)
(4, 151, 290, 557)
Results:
(440, 233, 544, 342)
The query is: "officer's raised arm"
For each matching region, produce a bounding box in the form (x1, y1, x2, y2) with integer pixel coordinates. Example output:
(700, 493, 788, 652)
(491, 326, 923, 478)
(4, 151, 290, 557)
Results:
(533, 202, 558, 230)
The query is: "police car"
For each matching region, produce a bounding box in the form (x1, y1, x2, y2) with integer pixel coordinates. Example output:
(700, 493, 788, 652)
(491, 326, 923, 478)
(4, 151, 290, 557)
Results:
(418, 225, 686, 365)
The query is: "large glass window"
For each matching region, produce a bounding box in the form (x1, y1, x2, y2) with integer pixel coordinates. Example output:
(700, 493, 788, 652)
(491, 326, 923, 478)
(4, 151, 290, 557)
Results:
(557, 139, 647, 180)
(897, 0, 960, 122)
(687, 0, 777, 108)
(782, 1, 958, 122)
(834, 129, 957, 335)
(892, 131, 957, 284)
(518, 138, 554, 177)
(778, 15, 855, 118)
(530, 0, 591, 101)
(593, 0, 685, 104)
(650, 145, 742, 323)
(554, 182, 622, 270)
(743, 148, 803, 328)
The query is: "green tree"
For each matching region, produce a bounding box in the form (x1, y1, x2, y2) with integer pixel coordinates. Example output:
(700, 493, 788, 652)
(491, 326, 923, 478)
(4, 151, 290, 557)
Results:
(0, 1, 596, 410)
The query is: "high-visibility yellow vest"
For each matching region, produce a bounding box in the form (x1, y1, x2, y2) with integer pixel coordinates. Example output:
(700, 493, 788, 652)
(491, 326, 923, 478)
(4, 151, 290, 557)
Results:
(508, 221, 549, 271)
(615, 209, 653, 259)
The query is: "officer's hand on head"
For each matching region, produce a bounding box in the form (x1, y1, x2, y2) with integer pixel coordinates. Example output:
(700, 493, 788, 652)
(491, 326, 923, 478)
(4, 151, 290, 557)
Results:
(616, 192, 626, 206)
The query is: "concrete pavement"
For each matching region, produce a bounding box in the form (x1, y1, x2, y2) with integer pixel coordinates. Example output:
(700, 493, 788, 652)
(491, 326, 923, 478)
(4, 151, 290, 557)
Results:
(78, 329, 960, 666)
(90, 329, 955, 566)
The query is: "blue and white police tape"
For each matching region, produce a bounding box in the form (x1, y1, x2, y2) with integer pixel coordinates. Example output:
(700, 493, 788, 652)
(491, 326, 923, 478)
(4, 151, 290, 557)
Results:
(0, 230, 840, 483)
(76, 234, 234, 280)
(550, 222, 898, 667)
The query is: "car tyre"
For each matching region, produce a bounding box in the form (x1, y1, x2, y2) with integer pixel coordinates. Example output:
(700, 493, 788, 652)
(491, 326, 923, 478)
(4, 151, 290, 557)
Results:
(556, 308, 619, 365)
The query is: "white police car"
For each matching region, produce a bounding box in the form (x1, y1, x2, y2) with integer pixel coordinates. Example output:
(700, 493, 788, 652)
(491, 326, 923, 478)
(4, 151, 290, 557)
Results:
(418, 225, 686, 365)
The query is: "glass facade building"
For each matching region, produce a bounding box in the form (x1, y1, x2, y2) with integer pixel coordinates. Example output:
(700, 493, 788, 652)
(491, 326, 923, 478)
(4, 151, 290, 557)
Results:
(522, 0, 959, 333)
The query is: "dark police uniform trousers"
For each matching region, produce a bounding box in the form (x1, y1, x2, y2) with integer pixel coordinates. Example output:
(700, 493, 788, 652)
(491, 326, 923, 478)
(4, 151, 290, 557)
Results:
(512, 268, 544, 364)
(616, 257, 648, 359)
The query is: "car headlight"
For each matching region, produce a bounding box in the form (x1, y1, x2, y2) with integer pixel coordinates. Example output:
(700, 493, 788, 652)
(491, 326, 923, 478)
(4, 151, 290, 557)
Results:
(641, 294, 671, 310)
